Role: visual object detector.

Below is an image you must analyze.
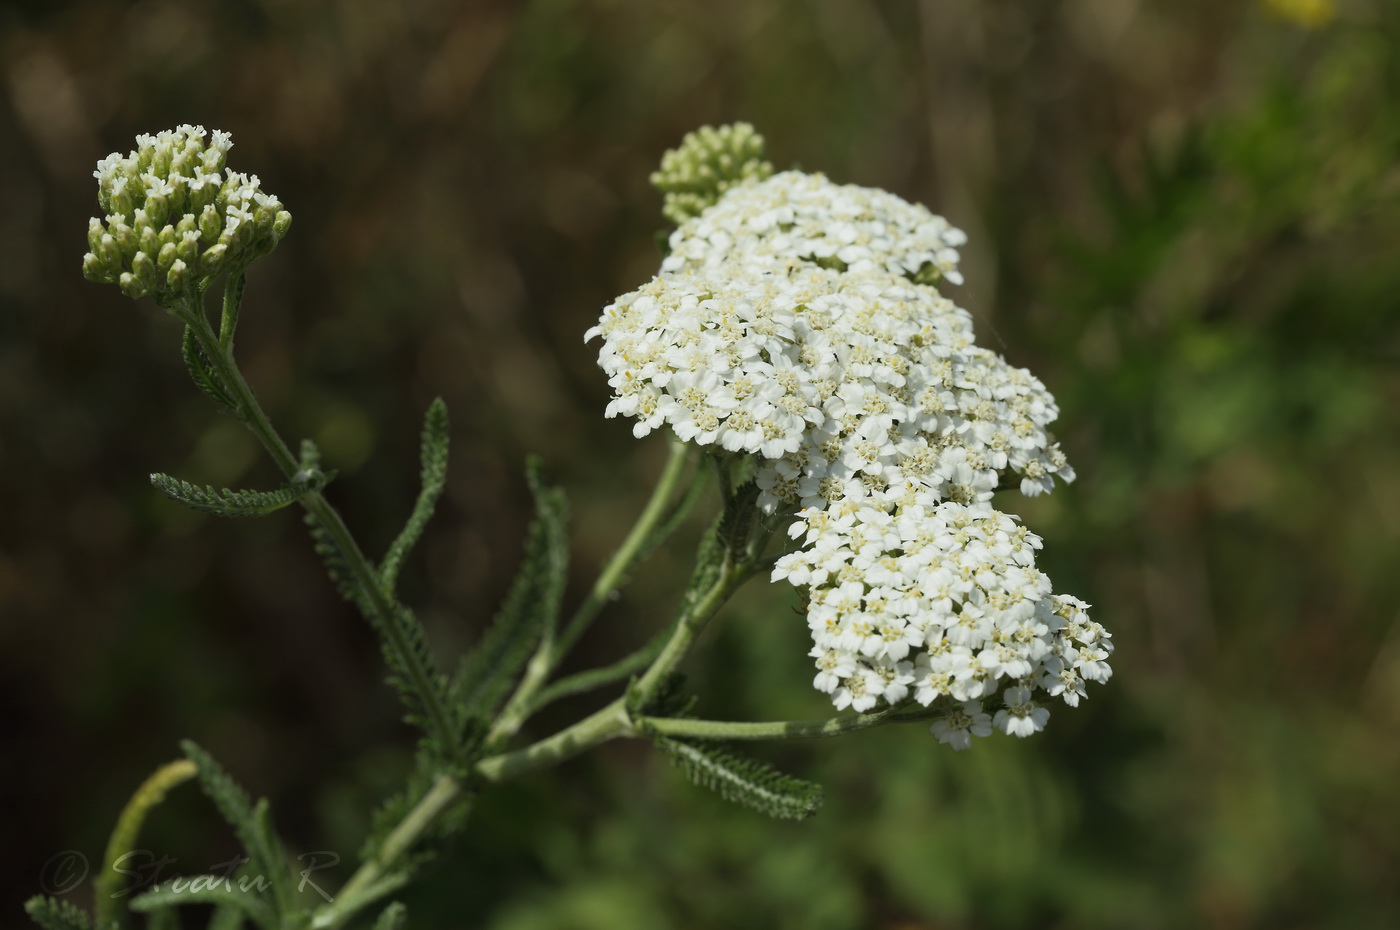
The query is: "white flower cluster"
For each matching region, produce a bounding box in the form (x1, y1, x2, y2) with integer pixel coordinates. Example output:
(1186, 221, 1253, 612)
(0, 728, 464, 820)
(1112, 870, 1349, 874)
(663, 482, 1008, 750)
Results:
(588, 265, 1073, 512)
(591, 137, 1111, 747)
(662, 170, 968, 286)
(774, 489, 1112, 748)
(84, 125, 291, 299)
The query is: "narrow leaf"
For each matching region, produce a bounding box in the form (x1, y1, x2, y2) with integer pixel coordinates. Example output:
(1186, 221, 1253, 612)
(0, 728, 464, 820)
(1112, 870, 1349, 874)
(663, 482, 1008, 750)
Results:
(146, 904, 181, 930)
(129, 875, 274, 930)
(450, 457, 568, 720)
(380, 398, 450, 597)
(182, 325, 237, 410)
(150, 472, 330, 518)
(179, 742, 292, 922)
(23, 897, 93, 930)
(654, 737, 823, 820)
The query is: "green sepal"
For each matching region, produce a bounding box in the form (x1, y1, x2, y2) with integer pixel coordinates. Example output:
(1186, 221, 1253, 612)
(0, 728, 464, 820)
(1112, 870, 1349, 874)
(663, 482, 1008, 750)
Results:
(379, 398, 450, 597)
(652, 737, 823, 821)
(449, 457, 569, 723)
(23, 897, 94, 930)
(150, 471, 332, 518)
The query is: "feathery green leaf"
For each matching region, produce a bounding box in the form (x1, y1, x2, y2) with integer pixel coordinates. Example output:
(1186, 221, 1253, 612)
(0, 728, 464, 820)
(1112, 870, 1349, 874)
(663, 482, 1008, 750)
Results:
(450, 457, 569, 721)
(182, 324, 237, 410)
(654, 737, 823, 820)
(150, 472, 330, 518)
(128, 875, 275, 930)
(179, 742, 294, 922)
(380, 399, 450, 597)
(23, 897, 93, 930)
(208, 905, 245, 930)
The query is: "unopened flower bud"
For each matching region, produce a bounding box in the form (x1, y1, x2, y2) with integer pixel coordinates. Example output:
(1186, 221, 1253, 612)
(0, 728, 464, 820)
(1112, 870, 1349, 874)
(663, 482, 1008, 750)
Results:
(146, 193, 170, 228)
(253, 204, 277, 238)
(157, 240, 178, 272)
(110, 185, 134, 223)
(200, 242, 228, 276)
(98, 233, 123, 277)
(272, 211, 292, 239)
(176, 214, 198, 238)
(158, 224, 177, 250)
(199, 205, 221, 244)
(118, 271, 147, 299)
(110, 221, 137, 262)
(87, 217, 105, 253)
(139, 224, 159, 257)
(132, 250, 158, 289)
(177, 230, 200, 267)
(166, 258, 189, 291)
(82, 251, 109, 283)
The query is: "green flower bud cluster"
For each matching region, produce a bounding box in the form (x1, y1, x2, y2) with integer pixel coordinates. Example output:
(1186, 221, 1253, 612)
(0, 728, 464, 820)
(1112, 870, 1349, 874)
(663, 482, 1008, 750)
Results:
(650, 122, 774, 225)
(82, 125, 293, 300)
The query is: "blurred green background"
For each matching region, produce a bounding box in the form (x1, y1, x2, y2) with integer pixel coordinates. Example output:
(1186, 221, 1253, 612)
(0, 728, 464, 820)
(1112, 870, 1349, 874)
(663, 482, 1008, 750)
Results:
(4, 0, 1400, 926)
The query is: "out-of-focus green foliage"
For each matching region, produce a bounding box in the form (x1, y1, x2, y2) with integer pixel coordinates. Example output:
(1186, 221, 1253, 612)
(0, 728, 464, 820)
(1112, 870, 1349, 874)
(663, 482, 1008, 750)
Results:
(4, 1, 1399, 928)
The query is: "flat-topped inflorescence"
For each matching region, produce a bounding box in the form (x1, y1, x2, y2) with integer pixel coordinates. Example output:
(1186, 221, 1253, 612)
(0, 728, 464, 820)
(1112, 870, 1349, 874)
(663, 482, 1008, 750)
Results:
(587, 265, 1073, 515)
(83, 125, 292, 300)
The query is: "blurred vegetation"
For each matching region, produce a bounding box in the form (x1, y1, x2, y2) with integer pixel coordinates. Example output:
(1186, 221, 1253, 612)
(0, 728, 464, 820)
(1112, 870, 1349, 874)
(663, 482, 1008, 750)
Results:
(3, 0, 1400, 927)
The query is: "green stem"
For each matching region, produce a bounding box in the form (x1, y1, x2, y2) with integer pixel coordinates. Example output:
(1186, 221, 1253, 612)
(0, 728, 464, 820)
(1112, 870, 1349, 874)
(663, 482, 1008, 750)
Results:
(489, 440, 694, 742)
(179, 290, 458, 762)
(219, 271, 245, 351)
(640, 704, 937, 741)
(316, 776, 461, 929)
(476, 699, 634, 782)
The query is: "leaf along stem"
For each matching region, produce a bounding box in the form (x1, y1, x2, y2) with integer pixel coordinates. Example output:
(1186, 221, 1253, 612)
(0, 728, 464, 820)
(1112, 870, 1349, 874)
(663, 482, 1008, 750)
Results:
(176, 286, 459, 765)
(488, 439, 695, 743)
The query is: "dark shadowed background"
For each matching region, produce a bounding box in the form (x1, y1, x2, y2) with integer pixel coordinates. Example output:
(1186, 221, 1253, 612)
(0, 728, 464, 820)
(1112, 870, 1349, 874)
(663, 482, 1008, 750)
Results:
(4, 0, 1400, 927)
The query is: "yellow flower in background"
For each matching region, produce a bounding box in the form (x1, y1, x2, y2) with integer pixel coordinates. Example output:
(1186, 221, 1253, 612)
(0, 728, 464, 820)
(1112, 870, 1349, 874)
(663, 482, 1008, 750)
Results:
(1265, 0, 1336, 28)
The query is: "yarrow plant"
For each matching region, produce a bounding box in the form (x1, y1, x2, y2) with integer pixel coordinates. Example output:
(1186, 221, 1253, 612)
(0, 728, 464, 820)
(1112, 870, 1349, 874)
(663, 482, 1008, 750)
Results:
(29, 123, 1111, 930)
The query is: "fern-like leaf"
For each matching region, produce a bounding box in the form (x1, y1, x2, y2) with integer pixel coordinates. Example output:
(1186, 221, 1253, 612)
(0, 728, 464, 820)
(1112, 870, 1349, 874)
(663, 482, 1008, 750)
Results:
(654, 737, 823, 820)
(150, 472, 330, 518)
(128, 876, 275, 930)
(374, 903, 408, 930)
(179, 742, 293, 922)
(182, 325, 237, 410)
(450, 457, 568, 721)
(380, 398, 450, 597)
(23, 897, 93, 930)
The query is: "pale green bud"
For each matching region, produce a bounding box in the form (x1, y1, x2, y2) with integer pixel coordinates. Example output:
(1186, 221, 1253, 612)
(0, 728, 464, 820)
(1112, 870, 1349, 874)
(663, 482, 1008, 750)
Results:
(118, 271, 147, 299)
(650, 122, 774, 225)
(176, 214, 198, 238)
(110, 185, 134, 223)
(82, 251, 110, 283)
(166, 258, 189, 291)
(199, 205, 221, 244)
(110, 222, 137, 263)
(99, 234, 123, 277)
(138, 224, 159, 257)
(253, 204, 277, 239)
(157, 241, 178, 272)
(87, 217, 105, 254)
(176, 230, 200, 267)
(132, 250, 158, 290)
(272, 211, 292, 239)
(158, 224, 177, 250)
(200, 242, 228, 276)
(146, 193, 170, 228)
